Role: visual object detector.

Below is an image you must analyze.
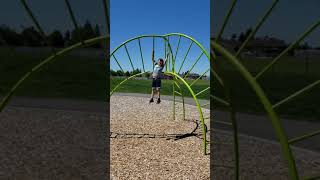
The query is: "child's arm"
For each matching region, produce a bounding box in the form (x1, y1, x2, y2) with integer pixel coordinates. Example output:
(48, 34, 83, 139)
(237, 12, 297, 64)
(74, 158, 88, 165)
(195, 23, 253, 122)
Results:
(152, 50, 155, 64)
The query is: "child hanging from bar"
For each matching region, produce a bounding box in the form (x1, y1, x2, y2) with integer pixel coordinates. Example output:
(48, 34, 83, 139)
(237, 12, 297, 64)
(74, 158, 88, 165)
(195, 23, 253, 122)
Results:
(149, 49, 167, 104)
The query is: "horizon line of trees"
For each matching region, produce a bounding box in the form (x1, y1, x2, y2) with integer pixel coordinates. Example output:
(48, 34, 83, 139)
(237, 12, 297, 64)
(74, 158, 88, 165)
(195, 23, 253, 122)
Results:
(110, 69, 204, 78)
(0, 20, 103, 48)
(227, 28, 319, 50)
(111, 69, 144, 77)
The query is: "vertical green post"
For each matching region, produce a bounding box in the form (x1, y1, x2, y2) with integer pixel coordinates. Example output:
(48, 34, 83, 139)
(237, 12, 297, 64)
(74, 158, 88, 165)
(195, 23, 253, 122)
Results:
(165, 72, 207, 154)
(153, 37, 155, 70)
(212, 42, 299, 179)
(181, 88, 185, 120)
(167, 37, 171, 70)
(174, 36, 182, 61)
(170, 36, 176, 121)
(173, 80, 175, 121)
(173, 80, 185, 121)
(102, 0, 110, 34)
(164, 38, 167, 71)
(176, 80, 185, 120)
(138, 39, 146, 72)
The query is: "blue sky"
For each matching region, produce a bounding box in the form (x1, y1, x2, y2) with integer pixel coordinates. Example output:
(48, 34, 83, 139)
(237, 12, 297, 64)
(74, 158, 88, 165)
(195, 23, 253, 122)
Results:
(212, 0, 320, 46)
(110, 0, 210, 75)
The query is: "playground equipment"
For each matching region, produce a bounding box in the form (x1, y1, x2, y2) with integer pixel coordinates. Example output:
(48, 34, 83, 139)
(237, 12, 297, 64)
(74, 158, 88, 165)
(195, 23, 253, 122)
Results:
(0, 1, 210, 154)
(2, 0, 319, 179)
(0, 0, 109, 119)
(212, 0, 320, 179)
(110, 33, 211, 154)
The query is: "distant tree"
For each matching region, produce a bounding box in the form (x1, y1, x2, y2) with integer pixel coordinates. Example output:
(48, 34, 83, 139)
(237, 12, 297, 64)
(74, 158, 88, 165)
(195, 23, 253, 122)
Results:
(116, 70, 124, 76)
(21, 26, 43, 46)
(125, 71, 130, 76)
(238, 32, 245, 42)
(182, 70, 190, 77)
(231, 33, 237, 41)
(131, 68, 142, 76)
(70, 28, 82, 44)
(0, 25, 23, 46)
(237, 28, 253, 43)
(69, 20, 97, 47)
(48, 30, 64, 47)
(300, 42, 311, 50)
(244, 28, 253, 40)
(83, 20, 95, 39)
(64, 30, 71, 46)
(92, 24, 102, 48)
(110, 69, 118, 76)
(94, 24, 101, 36)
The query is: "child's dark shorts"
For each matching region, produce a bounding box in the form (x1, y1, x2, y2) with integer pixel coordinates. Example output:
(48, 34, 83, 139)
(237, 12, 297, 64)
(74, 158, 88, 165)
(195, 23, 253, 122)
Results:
(152, 78, 161, 90)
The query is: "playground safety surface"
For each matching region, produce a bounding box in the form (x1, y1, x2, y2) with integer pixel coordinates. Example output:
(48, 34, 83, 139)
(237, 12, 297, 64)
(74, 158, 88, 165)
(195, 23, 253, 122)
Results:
(0, 96, 319, 179)
(111, 95, 320, 179)
(0, 106, 107, 179)
(111, 95, 210, 179)
(212, 130, 320, 179)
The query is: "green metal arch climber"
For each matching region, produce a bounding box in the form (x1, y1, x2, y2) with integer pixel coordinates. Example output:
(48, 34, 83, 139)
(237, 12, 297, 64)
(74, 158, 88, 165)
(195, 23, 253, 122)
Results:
(213, 0, 320, 179)
(0, 0, 211, 155)
(110, 33, 211, 155)
(0, 0, 110, 113)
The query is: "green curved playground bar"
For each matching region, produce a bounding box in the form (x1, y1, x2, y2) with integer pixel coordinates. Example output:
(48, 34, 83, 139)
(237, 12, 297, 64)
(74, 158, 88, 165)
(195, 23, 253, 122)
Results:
(110, 33, 211, 155)
(213, 0, 320, 179)
(1, 0, 320, 179)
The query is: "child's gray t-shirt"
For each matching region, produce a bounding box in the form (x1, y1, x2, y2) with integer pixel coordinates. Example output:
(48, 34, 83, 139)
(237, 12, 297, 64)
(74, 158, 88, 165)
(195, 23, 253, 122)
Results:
(152, 64, 164, 78)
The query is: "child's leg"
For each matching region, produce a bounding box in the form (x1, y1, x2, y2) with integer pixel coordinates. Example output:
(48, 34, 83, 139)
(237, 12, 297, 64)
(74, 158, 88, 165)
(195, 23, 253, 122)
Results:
(157, 88, 160, 99)
(151, 78, 156, 99)
(156, 88, 161, 104)
(151, 88, 155, 98)
(149, 88, 155, 103)
(157, 79, 161, 99)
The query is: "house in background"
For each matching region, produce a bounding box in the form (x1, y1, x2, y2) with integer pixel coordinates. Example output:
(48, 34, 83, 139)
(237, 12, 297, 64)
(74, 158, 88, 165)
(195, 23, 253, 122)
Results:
(211, 37, 288, 58)
(245, 37, 287, 57)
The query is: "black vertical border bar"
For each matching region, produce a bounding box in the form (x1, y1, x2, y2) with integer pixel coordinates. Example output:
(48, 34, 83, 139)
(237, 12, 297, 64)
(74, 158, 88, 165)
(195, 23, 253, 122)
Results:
(103, 0, 110, 179)
(210, 0, 214, 179)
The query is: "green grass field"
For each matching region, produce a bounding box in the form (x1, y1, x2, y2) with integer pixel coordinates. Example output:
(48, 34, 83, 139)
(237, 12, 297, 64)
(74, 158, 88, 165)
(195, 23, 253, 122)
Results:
(240, 56, 320, 76)
(214, 56, 320, 121)
(1, 46, 319, 121)
(111, 78, 210, 100)
(0, 47, 209, 101)
(0, 47, 107, 101)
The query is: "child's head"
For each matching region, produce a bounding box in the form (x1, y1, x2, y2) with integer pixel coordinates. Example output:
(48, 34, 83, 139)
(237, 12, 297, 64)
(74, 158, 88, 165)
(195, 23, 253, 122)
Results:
(158, 58, 164, 67)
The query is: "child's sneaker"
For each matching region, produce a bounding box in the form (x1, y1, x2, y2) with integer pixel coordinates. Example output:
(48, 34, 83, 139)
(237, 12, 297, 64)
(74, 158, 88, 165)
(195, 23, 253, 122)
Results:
(156, 98, 161, 104)
(149, 98, 154, 103)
